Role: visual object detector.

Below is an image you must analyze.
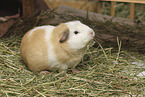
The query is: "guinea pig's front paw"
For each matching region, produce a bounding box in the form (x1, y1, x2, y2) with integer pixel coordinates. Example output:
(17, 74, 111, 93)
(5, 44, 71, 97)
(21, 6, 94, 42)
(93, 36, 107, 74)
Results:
(58, 64, 68, 72)
(67, 68, 79, 74)
(72, 68, 79, 73)
(40, 71, 50, 74)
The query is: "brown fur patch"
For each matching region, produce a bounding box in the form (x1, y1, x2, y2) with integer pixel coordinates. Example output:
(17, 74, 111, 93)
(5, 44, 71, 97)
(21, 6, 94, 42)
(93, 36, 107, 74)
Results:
(20, 29, 50, 72)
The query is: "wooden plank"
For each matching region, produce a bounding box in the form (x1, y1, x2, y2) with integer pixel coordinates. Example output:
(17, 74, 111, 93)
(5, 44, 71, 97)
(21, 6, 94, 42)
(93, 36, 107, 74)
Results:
(97, 1, 102, 13)
(22, 0, 35, 18)
(130, 3, 135, 19)
(99, 0, 145, 4)
(111, 1, 115, 17)
(44, 0, 96, 11)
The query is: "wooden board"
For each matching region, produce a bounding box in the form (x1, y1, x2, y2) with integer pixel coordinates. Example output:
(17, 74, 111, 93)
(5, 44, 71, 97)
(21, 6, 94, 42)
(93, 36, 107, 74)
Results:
(98, 0, 138, 19)
(97, 1, 102, 13)
(130, 3, 135, 19)
(22, 0, 35, 18)
(99, 0, 145, 4)
(44, 0, 96, 11)
(111, 1, 115, 17)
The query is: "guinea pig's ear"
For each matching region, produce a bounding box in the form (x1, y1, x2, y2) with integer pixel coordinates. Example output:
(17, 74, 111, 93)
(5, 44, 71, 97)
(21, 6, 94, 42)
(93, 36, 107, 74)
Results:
(59, 30, 69, 43)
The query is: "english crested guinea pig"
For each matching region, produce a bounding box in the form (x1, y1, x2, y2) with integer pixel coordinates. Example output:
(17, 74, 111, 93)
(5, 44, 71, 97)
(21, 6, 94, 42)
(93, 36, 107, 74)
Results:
(20, 21, 95, 72)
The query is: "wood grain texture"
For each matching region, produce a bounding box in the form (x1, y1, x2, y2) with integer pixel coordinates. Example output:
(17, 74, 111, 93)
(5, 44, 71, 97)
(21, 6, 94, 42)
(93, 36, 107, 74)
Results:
(99, 0, 145, 4)
(22, 0, 35, 18)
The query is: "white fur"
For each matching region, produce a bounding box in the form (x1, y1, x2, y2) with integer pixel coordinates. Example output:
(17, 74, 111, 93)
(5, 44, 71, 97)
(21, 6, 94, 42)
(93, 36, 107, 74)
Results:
(43, 26, 61, 70)
(65, 21, 95, 51)
(44, 26, 67, 70)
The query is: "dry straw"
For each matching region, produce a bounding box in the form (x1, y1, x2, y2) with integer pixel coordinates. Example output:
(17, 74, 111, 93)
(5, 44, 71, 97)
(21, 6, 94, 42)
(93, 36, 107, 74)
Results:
(0, 10, 145, 96)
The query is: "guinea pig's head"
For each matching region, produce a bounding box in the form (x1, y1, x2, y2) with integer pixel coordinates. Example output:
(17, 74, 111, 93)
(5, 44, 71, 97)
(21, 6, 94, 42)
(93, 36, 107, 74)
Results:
(65, 21, 95, 51)
(52, 21, 95, 52)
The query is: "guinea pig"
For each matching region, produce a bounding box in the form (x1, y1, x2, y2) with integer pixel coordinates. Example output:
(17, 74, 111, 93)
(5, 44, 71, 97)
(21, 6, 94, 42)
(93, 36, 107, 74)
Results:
(20, 21, 95, 72)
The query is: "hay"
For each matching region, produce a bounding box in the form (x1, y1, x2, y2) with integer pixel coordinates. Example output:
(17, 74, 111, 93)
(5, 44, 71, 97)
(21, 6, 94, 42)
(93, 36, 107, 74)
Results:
(1, 10, 145, 96)
(1, 34, 145, 96)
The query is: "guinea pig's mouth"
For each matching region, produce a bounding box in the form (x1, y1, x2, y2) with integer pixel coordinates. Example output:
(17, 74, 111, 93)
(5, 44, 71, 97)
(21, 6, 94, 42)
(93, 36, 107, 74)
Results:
(93, 32, 95, 38)
(78, 40, 94, 52)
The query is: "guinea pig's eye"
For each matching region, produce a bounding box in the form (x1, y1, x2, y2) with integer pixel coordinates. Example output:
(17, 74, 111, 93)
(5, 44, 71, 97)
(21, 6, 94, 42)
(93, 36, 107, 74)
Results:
(74, 31, 79, 34)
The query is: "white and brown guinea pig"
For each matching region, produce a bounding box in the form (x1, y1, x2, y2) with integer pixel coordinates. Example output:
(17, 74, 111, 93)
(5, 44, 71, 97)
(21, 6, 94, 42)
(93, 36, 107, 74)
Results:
(20, 21, 95, 72)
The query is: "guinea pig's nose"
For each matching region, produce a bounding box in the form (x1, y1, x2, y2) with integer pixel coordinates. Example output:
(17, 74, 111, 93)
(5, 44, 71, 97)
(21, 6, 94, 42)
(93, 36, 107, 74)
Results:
(90, 31, 95, 37)
(90, 32, 93, 34)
